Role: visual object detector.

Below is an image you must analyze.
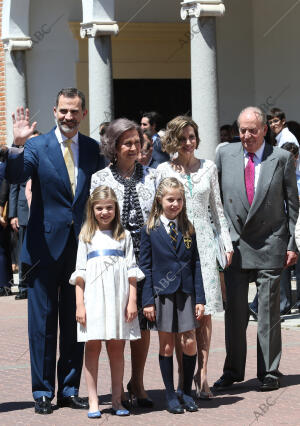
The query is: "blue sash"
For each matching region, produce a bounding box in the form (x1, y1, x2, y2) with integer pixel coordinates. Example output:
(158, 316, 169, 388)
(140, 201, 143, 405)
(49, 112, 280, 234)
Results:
(87, 249, 125, 260)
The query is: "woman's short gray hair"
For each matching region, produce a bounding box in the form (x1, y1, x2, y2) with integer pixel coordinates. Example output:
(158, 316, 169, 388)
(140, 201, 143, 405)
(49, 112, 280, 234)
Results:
(101, 118, 143, 161)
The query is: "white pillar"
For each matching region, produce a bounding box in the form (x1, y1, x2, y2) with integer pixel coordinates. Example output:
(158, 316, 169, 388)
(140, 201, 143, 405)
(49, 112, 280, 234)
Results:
(181, 1, 225, 160)
(2, 0, 31, 146)
(81, 0, 118, 138)
(2, 40, 32, 146)
(81, 23, 118, 136)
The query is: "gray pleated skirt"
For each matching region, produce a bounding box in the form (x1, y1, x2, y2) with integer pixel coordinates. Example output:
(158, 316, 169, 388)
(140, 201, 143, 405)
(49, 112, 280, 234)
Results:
(155, 290, 199, 333)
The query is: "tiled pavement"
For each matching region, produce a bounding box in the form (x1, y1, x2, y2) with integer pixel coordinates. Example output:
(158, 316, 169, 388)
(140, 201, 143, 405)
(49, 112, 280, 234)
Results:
(1, 284, 300, 425)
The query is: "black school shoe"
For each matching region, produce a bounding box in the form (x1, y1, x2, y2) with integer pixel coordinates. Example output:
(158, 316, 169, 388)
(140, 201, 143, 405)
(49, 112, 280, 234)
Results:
(35, 396, 53, 414)
(178, 394, 198, 412)
(166, 395, 184, 414)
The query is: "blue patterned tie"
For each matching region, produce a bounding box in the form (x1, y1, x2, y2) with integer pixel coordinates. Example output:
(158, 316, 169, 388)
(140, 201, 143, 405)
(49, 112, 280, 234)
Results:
(168, 221, 177, 249)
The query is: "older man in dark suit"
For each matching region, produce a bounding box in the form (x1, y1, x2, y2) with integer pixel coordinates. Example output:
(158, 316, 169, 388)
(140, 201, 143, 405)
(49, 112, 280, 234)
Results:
(5, 88, 105, 414)
(214, 106, 299, 392)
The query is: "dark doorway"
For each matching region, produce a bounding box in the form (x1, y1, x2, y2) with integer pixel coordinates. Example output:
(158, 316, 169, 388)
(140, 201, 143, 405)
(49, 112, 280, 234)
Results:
(113, 79, 191, 128)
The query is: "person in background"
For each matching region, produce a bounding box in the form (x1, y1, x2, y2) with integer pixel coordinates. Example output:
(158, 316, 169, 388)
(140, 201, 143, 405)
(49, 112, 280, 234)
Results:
(138, 130, 159, 169)
(267, 108, 299, 147)
(0, 161, 5, 185)
(0, 177, 13, 296)
(220, 125, 233, 143)
(141, 111, 169, 164)
(286, 121, 300, 143)
(280, 143, 300, 314)
(231, 121, 241, 142)
(9, 131, 41, 300)
(99, 122, 110, 147)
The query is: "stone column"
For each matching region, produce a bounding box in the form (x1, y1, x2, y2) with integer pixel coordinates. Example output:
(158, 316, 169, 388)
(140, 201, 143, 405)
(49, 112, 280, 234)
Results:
(80, 22, 118, 139)
(2, 39, 32, 145)
(181, 0, 225, 160)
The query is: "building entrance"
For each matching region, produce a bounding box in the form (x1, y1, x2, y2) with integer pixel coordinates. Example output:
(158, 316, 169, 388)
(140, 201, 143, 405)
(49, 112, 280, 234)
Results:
(114, 79, 191, 128)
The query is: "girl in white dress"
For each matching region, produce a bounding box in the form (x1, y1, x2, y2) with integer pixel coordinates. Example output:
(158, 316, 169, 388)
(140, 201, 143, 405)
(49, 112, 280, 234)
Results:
(70, 186, 144, 419)
(157, 116, 233, 399)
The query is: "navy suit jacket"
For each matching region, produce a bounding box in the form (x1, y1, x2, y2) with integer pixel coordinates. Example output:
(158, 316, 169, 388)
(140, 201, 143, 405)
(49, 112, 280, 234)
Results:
(8, 181, 29, 226)
(152, 134, 170, 164)
(148, 157, 159, 169)
(6, 128, 105, 266)
(0, 162, 5, 185)
(140, 222, 206, 307)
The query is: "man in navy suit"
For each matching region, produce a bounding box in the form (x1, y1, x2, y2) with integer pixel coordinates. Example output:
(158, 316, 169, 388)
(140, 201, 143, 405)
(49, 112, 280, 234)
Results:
(5, 88, 105, 414)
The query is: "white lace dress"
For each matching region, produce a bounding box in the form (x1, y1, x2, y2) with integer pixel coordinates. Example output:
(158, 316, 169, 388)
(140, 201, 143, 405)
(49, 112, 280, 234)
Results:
(157, 160, 233, 315)
(70, 229, 144, 341)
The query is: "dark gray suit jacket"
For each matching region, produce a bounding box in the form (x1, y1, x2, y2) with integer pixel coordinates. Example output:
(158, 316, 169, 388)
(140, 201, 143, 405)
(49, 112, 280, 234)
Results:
(216, 142, 299, 269)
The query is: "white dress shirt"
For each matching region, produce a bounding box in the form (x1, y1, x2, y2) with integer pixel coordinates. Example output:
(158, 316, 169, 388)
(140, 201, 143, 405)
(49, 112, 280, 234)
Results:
(55, 126, 79, 186)
(160, 214, 178, 234)
(243, 141, 265, 192)
(275, 127, 300, 177)
(276, 127, 299, 147)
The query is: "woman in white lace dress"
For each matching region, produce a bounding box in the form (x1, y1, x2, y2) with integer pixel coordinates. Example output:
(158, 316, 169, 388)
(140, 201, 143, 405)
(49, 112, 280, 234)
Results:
(157, 116, 233, 398)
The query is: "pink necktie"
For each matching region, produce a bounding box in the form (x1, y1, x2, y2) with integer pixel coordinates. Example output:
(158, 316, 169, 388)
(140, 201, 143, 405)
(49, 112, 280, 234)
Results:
(245, 152, 255, 205)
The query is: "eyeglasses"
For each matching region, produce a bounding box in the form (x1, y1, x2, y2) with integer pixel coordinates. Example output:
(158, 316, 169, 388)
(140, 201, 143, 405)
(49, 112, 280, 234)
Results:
(268, 118, 281, 125)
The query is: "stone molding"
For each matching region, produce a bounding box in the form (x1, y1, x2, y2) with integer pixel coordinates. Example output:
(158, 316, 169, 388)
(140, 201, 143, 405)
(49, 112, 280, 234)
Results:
(2, 37, 32, 52)
(180, 0, 225, 19)
(80, 22, 119, 38)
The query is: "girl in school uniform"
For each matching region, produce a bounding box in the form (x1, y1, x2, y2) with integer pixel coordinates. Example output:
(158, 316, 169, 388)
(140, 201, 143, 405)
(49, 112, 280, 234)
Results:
(70, 186, 144, 419)
(139, 177, 206, 414)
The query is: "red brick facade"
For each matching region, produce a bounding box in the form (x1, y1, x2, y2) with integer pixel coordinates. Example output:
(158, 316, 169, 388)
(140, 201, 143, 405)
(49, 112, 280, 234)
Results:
(0, 0, 6, 145)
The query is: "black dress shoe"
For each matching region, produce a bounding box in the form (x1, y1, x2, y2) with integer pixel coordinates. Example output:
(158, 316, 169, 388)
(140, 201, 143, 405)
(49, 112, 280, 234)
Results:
(121, 399, 132, 410)
(57, 395, 89, 409)
(213, 376, 235, 389)
(136, 397, 153, 407)
(35, 396, 53, 414)
(127, 382, 153, 407)
(15, 291, 28, 300)
(260, 377, 279, 392)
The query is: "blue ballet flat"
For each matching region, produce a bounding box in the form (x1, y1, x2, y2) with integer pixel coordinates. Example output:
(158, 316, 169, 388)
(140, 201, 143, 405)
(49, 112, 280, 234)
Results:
(111, 407, 130, 416)
(88, 410, 101, 419)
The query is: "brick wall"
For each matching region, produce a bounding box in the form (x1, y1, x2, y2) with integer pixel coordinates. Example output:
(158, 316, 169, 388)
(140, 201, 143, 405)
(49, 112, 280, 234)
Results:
(0, 0, 6, 146)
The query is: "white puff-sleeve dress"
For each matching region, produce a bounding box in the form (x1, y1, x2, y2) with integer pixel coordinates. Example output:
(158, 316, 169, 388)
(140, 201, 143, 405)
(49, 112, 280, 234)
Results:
(70, 229, 144, 342)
